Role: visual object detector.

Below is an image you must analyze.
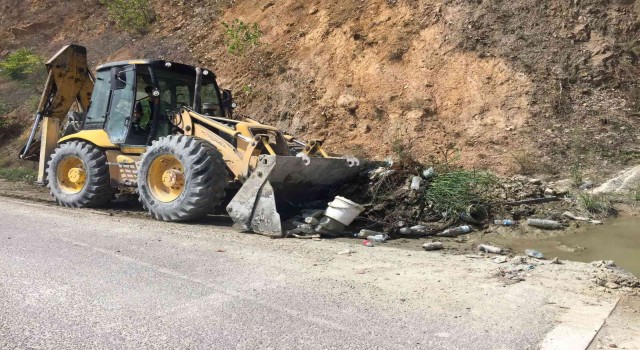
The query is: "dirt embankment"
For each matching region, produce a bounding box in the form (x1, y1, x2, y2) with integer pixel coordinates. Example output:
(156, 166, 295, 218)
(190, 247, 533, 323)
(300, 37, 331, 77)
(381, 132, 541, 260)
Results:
(0, 0, 639, 176)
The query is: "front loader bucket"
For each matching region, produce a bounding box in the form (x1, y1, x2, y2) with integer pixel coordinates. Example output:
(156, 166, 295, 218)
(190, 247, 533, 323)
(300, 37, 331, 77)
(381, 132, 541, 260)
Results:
(226, 155, 364, 236)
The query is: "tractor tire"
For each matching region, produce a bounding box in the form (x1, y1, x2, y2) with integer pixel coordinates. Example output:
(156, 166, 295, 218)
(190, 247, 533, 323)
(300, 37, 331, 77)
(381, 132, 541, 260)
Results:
(47, 140, 113, 208)
(137, 135, 227, 221)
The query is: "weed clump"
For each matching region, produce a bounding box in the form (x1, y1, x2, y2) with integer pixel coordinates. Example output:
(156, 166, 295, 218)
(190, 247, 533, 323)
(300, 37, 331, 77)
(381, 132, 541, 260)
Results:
(222, 19, 262, 55)
(102, 0, 155, 33)
(0, 48, 44, 80)
(423, 170, 498, 219)
(577, 192, 614, 217)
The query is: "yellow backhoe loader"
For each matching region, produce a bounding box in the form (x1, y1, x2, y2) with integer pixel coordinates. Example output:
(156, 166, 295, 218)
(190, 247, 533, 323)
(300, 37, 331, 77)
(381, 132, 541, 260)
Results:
(20, 45, 363, 236)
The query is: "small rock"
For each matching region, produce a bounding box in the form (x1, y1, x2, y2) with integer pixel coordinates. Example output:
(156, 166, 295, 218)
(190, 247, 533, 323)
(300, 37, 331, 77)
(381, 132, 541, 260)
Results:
(297, 224, 315, 234)
(337, 94, 358, 111)
(591, 260, 616, 268)
(529, 178, 542, 185)
(261, 1, 275, 11)
(544, 188, 555, 196)
(511, 255, 527, 264)
(422, 242, 443, 251)
(551, 257, 562, 264)
(308, 6, 319, 15)
(337, 249, 355, 255)
(604, 282, 620, 290)
(395, 221, 407, 228)
(493, 256, 508, 264)
(579, 181, 594, 190)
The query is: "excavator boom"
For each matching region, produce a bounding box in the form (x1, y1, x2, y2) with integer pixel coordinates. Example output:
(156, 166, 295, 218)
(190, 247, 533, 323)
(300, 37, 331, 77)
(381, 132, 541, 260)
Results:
(19, 44, 93, 184)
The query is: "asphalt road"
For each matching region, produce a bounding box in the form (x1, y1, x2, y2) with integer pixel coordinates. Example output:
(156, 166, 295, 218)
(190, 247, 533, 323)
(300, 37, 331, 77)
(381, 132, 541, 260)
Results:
(0, 198, 623, 349)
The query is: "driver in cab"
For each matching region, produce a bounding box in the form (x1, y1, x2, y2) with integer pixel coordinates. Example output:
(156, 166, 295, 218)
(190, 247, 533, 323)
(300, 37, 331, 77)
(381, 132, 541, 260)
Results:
(133, 86, 158, 131)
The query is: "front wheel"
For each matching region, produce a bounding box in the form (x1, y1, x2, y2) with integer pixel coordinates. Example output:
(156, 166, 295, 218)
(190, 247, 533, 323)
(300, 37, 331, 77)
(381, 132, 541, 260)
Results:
(47, 141, 113, 207)
(137, 135, 227, 221)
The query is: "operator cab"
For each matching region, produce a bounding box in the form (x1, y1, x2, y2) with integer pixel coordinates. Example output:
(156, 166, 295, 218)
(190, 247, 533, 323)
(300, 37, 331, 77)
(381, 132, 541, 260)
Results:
(82, 60, 232, 147)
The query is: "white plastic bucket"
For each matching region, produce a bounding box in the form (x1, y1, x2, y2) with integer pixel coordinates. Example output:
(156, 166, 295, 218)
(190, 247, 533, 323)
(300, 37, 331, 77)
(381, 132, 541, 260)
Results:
(324, 196, 365, 226)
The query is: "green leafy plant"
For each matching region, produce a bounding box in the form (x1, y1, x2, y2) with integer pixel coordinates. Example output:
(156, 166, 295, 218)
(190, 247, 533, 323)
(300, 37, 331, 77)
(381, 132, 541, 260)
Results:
(102, 0, 155, 33)
(241, 83, 254, 98)
(423, 170, 498, 218)
(222, 19, 262, 55)
(0, 48, 44, 80)
(570, 162, 583, 188)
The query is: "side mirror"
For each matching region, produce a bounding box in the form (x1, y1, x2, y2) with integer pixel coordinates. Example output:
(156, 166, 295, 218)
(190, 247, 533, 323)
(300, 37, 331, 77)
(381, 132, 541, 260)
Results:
(221, 89, 235, 118)
(222, 89, 235, 108)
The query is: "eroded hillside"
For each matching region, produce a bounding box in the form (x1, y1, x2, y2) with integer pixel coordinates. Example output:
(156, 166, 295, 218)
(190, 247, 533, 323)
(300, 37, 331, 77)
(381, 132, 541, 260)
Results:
(1, 0, 639, 176)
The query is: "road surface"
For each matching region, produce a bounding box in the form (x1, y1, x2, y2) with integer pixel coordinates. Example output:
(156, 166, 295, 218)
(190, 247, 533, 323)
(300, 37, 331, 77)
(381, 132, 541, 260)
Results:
(0, 198, 635, 349)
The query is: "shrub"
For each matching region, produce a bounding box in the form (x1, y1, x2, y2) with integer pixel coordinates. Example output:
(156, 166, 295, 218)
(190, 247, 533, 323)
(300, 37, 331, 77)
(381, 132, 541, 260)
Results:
(222, 19, 262, 55)
(0, 48, 44, 80)
(102, 0, 155, 33)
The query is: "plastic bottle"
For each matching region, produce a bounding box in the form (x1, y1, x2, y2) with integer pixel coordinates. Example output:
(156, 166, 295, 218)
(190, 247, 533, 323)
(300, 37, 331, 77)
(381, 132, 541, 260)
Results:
(423, 242, 444, 251)
(410, 225, 429, 235)
(367, 234, 389, 242)
(398, 227, 412, 235)
(422, 167, 436, 179)
(437, 225, 472, 237)
(526, 219, 563, 230)
(356, 229, 382, 239)
(410, 176, 422, 190)
(493, 219, 518, 226)
(478, 244, 503, 254)
(525, 249, 544, 259)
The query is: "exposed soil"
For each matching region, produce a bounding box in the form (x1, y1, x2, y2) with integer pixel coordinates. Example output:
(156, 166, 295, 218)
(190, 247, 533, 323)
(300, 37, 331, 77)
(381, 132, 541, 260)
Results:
(0, 0, 639, 177)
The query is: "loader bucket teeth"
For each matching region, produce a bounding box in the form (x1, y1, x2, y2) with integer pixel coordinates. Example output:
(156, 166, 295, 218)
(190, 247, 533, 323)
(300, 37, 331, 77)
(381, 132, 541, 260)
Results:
(226, 155, 364, 236)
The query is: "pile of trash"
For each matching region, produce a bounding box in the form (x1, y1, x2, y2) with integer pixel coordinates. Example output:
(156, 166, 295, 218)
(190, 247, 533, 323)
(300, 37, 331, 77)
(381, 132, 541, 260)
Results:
(283, 158, 610, 242)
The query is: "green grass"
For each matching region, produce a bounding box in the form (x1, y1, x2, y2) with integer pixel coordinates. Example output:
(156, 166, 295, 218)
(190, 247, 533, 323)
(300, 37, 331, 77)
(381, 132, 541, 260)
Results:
(577, 192, 613, 217)
(0, 167, 37, 182)
(222, 19, 262, 55)
(0, 48, 44, 80)
(423, 170, 498, 219)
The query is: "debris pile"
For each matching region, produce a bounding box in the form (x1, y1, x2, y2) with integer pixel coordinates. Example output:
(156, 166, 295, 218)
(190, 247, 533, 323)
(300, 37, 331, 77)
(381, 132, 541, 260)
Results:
(284, 158, 619, 246)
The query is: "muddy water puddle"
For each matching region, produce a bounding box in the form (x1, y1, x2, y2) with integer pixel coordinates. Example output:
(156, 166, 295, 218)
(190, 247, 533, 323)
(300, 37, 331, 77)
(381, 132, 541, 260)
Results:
(506, 216, 640, 277)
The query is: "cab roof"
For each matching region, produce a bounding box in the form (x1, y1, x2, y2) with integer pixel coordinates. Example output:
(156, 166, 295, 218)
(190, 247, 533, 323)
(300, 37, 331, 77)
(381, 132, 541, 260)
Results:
(96, 59, 216, 77)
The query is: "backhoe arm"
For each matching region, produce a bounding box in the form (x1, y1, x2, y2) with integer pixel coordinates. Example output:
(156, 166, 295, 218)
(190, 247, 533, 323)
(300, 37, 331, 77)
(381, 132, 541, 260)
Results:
(19, 44, 94, 184)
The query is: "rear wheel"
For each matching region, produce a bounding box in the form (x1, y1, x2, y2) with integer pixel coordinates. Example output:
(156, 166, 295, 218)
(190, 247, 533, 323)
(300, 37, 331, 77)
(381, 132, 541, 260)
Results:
(137, 135, 227, 221)
(47, 141, 113, 207)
